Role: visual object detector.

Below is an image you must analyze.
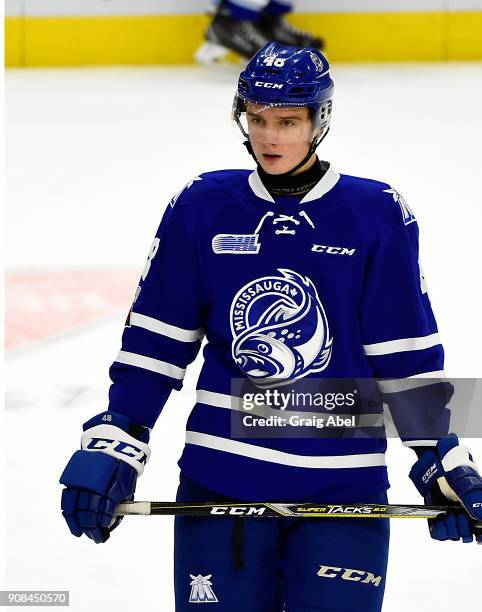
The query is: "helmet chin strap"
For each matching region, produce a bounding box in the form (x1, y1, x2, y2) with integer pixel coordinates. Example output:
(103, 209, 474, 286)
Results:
(243, 127, 330, 177)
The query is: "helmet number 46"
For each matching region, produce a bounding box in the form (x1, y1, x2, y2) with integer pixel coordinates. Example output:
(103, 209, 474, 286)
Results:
(263, 56, 286, 68)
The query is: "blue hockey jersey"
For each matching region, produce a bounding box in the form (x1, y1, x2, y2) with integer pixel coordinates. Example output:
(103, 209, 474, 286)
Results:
(108, 165, 448, 501)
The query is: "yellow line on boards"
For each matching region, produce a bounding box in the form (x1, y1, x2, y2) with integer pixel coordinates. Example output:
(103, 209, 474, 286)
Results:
(5, 11, 482, 68)
(5, 14, 209, 67)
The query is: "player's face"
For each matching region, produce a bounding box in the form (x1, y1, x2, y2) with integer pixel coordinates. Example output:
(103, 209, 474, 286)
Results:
(246, 103, 315, 175)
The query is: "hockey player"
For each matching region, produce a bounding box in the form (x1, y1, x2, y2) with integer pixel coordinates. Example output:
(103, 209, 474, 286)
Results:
(196, 0, 323, 63)
(60, 44, 482, 611)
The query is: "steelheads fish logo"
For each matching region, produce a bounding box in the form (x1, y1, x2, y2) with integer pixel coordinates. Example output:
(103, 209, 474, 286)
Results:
(230, 269, 333, 387)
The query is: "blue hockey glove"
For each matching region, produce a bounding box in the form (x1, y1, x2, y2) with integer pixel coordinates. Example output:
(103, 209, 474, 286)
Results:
(409, 434, 482, 543)
(59, 411, 151, 544)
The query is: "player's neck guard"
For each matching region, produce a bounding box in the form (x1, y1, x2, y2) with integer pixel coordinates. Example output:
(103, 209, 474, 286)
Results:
(257, 156, 329, 197)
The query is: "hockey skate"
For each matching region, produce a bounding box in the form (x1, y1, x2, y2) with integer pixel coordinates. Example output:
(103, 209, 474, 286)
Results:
(195, 3, 270, 65)
(257, 13, 324, 50)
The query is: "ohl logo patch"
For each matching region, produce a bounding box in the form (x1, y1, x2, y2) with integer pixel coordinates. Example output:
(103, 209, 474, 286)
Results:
(189, 574, 219, 603)
(230, 269, 333, 388)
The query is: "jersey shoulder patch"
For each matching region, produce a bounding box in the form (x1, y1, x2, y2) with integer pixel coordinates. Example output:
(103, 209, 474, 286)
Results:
(382, 186, 416, 226)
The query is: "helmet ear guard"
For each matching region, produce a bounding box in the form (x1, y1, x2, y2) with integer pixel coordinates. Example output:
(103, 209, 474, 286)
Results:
(309, 99, 332, 139)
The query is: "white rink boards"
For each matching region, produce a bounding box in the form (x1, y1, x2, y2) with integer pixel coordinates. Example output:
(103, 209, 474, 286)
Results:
(5, 1, 482, 16)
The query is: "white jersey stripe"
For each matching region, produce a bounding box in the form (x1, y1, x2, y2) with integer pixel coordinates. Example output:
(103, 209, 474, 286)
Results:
(403, 440, 439, 447)
(363, 332, 441, 356)
(130, 312, 201, 342)
(377, 370, 446, 393)
(185, 431, 386, 469)
(115, 350, 185, 380)
(196, 390, 240, 410)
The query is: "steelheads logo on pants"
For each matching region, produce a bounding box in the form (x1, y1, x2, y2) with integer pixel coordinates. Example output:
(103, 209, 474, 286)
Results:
(189, 574, 219, 603)
(230, 269, 333, 388)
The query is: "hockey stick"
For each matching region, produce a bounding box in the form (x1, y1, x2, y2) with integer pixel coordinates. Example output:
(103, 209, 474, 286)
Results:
(115, 501, 482, 525)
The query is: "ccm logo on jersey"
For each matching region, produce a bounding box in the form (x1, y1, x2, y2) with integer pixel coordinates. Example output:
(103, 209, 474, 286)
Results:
(85, 437, 148, 464)
(210, 506, 266, 516)
(473, 503, 482, 508)
(255, 81, 284, 89)
(312, 245, 356, 256)
(317, 566, 382, 587)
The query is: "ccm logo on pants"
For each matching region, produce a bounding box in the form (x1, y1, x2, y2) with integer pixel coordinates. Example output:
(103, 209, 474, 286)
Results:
(317, 565, 382, 587)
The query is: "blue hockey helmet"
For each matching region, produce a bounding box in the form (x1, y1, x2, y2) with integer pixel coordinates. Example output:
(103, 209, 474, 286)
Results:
(233, 42, 334, 173)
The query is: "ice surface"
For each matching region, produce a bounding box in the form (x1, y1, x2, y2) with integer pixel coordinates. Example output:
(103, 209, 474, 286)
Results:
(5, 63, 482, 610)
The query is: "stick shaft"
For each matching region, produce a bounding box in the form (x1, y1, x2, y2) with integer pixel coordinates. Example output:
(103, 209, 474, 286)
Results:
(115, 500, 478, 520)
